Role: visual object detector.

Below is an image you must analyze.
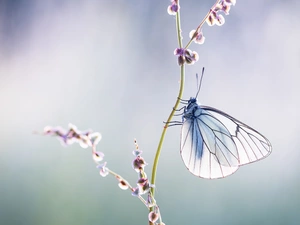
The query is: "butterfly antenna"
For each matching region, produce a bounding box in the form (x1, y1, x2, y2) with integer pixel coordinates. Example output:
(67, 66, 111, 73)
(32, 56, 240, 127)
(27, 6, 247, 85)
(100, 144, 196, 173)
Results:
(195, 67, 205, 99)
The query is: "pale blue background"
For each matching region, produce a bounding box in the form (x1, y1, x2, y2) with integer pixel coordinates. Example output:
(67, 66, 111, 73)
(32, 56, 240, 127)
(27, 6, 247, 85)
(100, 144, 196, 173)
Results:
(0, 0, 299, 224)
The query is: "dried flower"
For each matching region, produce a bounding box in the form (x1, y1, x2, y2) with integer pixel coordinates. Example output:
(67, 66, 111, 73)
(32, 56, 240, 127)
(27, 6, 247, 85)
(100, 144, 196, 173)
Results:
(89, 132, 102, 146)
(206, 0, 237, 26)
(174, 48, 199, 66)
(93, 151, 105, 162)
(167, 0, 180, 15)
(148, 209, 159, 223)
(132, 156, 147, 172)
(97, 162, 109, 177)
(137, 178, 154, 195)
(189, 30, 205, 44)
(116, 176, 129, 190)
(43, 124, 102, 150)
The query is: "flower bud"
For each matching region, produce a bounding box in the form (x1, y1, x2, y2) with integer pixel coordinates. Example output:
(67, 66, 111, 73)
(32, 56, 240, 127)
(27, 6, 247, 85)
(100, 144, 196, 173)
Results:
(97, 162, 109, 177)
(148, 211, 159, 223)
(132, 156, 147, 172)
(116, 176, 129, 190)
(93, 151, 104, 162)
(167, 0, 180, 15)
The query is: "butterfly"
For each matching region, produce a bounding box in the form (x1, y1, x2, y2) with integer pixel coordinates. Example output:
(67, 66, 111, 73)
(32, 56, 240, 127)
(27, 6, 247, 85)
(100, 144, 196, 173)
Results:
(180, 69, 272, 179)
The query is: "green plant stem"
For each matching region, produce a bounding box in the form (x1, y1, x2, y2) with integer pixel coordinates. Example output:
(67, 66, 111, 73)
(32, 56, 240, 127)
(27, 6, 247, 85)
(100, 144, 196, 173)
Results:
(150, 2, 184, 199)
(176, 4, 183, 49)
(148, 4, 184, 225)
(150, 65, 185, 196)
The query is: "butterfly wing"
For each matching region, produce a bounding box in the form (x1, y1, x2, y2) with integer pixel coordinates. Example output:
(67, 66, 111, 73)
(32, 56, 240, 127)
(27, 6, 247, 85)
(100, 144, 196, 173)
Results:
(180, 106, 271, 179)
(201, 106, 272, 165)
(181, 107, 239, 179)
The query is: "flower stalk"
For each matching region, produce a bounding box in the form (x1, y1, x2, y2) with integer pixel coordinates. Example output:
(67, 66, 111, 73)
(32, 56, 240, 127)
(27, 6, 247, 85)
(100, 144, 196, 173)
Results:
(150, 0, 184, 199)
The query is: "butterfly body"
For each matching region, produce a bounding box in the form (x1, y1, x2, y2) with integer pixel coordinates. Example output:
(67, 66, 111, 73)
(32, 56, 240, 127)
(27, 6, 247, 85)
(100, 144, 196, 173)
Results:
(180, 97, 272, 179)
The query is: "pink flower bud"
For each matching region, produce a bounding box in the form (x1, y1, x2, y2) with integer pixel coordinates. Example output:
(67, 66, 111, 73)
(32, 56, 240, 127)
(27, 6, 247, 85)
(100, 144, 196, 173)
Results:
(148, 211, 159, 223)
(132, 156, 147, 172)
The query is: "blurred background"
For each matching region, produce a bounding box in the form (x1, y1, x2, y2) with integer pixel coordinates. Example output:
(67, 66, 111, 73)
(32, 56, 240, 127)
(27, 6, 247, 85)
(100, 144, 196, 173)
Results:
(0, 0, 299, 224)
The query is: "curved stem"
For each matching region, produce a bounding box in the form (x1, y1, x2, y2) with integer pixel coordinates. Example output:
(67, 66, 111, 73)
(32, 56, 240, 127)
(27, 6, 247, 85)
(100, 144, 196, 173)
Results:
(150, 65, 185, 197)
(150, 0, 184, 199)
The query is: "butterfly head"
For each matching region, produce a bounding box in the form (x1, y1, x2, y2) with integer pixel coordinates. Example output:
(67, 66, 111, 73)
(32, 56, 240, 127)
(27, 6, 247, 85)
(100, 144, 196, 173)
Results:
(188, 97, 197, 104)
(183, 97, 201, 119)
(187, 97, 199, 109)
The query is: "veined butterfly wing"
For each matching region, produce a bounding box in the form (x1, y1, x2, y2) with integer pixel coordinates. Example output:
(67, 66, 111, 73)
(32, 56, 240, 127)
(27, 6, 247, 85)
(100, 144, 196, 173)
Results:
(180, 98, 272, 179)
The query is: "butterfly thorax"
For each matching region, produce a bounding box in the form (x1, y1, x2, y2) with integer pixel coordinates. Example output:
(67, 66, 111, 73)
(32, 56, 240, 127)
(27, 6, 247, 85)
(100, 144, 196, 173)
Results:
(183, 97, 202, 119)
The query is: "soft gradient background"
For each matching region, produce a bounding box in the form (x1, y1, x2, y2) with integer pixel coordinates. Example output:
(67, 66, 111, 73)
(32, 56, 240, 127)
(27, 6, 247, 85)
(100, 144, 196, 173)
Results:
(0, 0, 299, 224)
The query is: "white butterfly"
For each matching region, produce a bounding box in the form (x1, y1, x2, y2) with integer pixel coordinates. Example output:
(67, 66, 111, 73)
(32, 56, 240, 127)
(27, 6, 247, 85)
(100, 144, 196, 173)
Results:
(180, 71, 272, 179)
